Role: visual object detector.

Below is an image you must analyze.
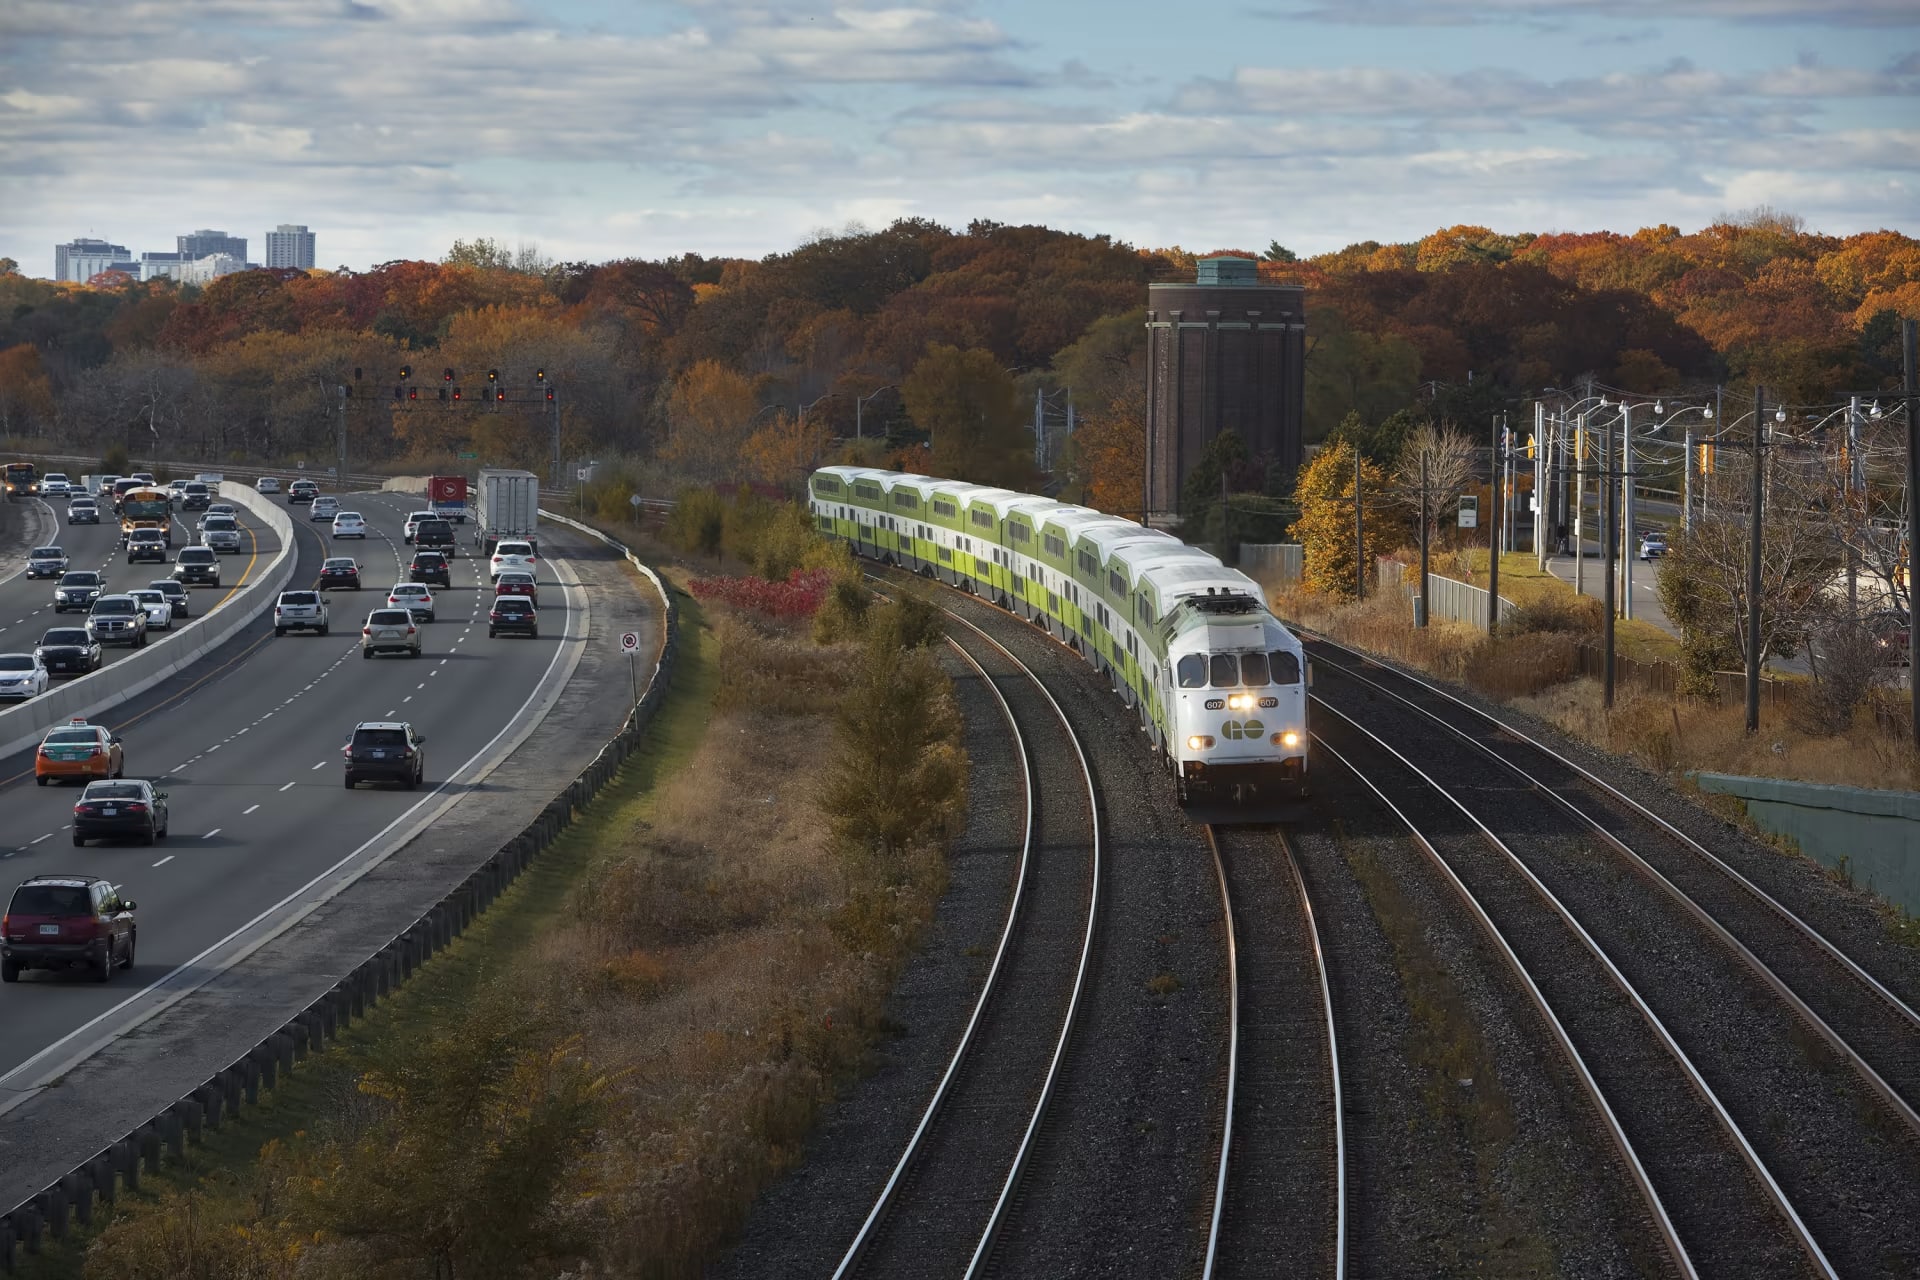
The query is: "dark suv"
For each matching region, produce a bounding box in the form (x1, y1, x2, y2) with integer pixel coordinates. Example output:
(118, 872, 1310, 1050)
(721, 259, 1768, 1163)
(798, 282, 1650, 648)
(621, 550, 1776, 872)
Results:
(35, 627, 103, 676)
(343, 722, 426, 791)
(1, 875, 138, 983)
(408, 550, 451, 587)
(488, 597, 538, 638)
(173, 546, 221, 587)
(87, 595, 148, 648)
(179, 482, 213, 511)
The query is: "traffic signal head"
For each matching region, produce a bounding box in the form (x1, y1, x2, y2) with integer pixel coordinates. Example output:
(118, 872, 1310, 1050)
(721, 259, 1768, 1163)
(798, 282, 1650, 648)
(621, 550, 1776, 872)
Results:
(453, 387, 462, 401)
(438, 387, 448, 402)
(534, 368, 546, 382)
(495, 388, 506, 402)
(545, 387, 554, 402)
(393, 386, 403, 400)
(399, 365, 412, 381)
(442, 367, 455, 382)
(487, 368, 499, 383)
(408, 387, 418, 401)
(353, 367, 363, 380)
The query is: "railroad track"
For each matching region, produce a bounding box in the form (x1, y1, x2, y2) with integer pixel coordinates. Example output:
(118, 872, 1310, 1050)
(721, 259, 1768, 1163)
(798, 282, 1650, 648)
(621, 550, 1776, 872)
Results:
(1201, 825, 1346, 1279)
(1305, 636, 1920, 1136)
(1312, 709, 1821, 1278)
(834, 597, 1102, 1280)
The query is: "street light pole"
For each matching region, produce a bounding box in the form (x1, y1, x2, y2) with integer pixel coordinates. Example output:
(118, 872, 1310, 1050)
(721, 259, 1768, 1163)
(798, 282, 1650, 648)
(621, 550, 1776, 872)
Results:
(855, 385, 896, 443)
(1353, 445, 1365, 601)
(1747, 385, 1768, 735)
(1489, 413, 1503, 636)
(1575, 412, 1587, 595)
(1904, 318, 1919, 746)
(1602, 406, 1617, 710)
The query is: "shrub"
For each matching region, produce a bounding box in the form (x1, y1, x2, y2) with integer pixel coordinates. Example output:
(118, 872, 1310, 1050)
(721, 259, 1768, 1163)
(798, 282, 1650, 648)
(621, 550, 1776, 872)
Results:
(664, 486, 725, 556)
(866, 590, 945, 651)
(1466, 632, 1580, 700)
(97, 444, 130, 476)
(1500, 593, 1602, 638)
(812, 563, 873, 644)
(687, 567, 831, 618)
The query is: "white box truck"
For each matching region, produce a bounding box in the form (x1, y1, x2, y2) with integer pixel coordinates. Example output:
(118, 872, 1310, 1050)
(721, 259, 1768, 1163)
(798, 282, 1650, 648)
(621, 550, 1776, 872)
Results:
(474, 468, 540, 556)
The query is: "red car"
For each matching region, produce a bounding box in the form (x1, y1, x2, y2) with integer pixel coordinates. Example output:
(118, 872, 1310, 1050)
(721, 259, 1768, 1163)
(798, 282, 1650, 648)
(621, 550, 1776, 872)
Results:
(493, 571, 538, 604)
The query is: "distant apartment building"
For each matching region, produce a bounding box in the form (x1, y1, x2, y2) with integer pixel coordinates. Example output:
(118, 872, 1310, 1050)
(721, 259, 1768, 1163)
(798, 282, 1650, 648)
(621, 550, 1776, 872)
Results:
(53, 237, 130, 283)
(177, 229, 248, 261)
(138, 251, 187, 282)
(264, 224, 316, 270)
(180, 253, 251, 285)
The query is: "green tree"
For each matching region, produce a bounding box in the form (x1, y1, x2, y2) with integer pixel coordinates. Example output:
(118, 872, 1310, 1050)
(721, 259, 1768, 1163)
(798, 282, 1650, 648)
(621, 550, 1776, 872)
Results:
(1261, 241, 1298, 263)
(901, 344, 1035, 489)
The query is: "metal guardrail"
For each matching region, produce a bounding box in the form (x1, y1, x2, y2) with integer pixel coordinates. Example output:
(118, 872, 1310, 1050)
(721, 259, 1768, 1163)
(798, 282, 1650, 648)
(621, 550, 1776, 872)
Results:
(0, 511, 677, 1270)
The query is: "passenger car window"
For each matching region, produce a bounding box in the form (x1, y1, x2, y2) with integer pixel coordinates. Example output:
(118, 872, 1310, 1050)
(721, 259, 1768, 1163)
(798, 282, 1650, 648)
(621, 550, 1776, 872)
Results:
(1177, 655, 1207, 689)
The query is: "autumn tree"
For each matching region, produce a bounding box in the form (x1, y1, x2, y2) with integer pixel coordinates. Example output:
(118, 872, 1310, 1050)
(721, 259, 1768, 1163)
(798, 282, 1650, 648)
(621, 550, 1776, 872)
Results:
(741, 410, 832, 493)
(901, 344, 1035, 489)
(1291, 439, 1402, 599)
(1392, 423, 1478, 551)
(662, 359, 760, 484)
(0, 344, 55, 437)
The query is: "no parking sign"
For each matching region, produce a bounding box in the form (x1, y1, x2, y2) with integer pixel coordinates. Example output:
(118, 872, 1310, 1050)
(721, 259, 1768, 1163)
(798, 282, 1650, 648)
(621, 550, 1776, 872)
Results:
(620, 631, 640, 654)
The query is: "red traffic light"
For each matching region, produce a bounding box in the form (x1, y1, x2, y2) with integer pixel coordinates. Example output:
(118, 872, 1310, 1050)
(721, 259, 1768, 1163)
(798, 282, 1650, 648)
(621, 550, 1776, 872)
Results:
(544, 388, 554, 402)
(408, 387, 419, 401)
(495, 389, 506, 402)
(442, 367, 455, 382)
(453, 387, 462, 401)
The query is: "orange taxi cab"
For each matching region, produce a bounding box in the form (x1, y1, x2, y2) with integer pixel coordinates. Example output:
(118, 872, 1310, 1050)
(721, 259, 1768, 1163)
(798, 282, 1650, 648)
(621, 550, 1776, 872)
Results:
(35, 720, 125, 786)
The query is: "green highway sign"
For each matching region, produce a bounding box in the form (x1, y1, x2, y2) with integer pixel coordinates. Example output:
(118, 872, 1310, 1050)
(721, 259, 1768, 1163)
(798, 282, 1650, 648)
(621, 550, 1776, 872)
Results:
(458, 451, 477, 459)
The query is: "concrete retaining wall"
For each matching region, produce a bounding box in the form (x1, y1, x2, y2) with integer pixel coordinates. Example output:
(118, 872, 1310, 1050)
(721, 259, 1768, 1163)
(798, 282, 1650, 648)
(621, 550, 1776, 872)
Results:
(0, 483, 297, 761)
(1694, 772, 1920, 917)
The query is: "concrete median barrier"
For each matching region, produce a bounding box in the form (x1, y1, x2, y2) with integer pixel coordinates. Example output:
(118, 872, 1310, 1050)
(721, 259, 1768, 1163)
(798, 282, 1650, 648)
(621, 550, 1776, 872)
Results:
(0, 483, 297, 761)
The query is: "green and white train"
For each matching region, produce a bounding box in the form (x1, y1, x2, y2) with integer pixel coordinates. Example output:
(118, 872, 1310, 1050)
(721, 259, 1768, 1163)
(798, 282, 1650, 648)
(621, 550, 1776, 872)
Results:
(809, 466, 1309, 804)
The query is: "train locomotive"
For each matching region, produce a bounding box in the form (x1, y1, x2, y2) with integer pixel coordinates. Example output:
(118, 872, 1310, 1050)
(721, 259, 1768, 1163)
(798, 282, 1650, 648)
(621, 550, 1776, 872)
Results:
(809, 466, 1308, 804)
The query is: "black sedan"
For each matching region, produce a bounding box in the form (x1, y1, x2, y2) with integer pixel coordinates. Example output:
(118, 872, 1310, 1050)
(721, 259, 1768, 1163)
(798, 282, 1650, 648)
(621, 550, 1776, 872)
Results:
(73, 779, 169, 846)
(35, 628, 103, 676)
(317, 557, 361, 591)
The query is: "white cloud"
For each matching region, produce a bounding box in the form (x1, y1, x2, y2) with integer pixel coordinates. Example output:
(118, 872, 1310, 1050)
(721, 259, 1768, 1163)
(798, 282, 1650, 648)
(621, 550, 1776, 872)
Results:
(1254, 1, 1920, 26)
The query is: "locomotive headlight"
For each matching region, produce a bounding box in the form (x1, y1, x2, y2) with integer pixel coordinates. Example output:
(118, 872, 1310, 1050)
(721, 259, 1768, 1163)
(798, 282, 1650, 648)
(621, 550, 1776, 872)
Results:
(1227, 693, 1253, 710)
(1282, 731, 1300, 748)
(1187, 735, 1214, 751)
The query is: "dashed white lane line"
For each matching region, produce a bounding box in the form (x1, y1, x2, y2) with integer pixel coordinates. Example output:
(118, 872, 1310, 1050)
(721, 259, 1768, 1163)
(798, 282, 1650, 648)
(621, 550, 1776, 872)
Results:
(416, 682, 425, 690)
(152, 855, 174, 867)
(29, 833, 50, 844)
(439, 658, 448, 665)
(311, 761, 327, 770)
(402, 695, 413, 703)
(203, 828, 221, 839)
(242, 804, 259, 815)
(279, 780, 296, 792)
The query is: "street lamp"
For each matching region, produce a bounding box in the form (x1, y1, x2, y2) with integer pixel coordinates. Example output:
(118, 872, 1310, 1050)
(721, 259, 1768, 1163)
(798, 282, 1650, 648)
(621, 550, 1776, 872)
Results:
(799, 392, 839, 426)
(854, 385, 896, 442)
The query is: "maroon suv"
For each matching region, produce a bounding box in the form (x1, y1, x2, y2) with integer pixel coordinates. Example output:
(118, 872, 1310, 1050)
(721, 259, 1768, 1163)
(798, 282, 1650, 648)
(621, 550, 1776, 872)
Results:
(2, 875, 137, 982)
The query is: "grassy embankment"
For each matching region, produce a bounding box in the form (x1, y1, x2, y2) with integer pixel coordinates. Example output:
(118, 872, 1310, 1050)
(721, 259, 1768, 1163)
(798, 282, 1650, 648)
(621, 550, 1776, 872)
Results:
(29, 501, 966, 1280)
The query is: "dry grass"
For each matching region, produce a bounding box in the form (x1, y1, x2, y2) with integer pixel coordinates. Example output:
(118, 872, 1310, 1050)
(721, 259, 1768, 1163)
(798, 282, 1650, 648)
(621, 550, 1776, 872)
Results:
(1511, 678, 1920, 791)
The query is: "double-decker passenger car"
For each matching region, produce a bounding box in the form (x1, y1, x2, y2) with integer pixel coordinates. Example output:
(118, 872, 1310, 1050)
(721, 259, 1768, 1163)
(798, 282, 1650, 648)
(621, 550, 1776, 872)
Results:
(809, 467, 1308, 804)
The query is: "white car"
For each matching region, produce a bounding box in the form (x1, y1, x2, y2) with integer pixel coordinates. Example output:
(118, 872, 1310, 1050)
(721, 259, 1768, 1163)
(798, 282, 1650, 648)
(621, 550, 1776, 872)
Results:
(332, 511, 368, 539)
(1638, 533, 1669, 561)
(0, 653, 50, 701)
(41, 474, 71, 498)
(311, 496, 340, 521)
(385, 583, 435, 622)
(402, 511, 437, 544)
(127, 589, 175, 631)
(255, 476, 281, 494)
(201, 516, 243, 554)
(488, 540, 536, 582)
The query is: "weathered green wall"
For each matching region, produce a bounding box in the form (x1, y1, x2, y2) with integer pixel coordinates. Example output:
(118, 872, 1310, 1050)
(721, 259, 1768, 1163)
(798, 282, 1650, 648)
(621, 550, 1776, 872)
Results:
(1693, 773, 1920, 917)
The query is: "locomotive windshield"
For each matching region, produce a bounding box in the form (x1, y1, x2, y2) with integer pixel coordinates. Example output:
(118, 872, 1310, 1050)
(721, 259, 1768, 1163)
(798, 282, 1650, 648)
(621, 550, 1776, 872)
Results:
(1179, 651, 1302, 688)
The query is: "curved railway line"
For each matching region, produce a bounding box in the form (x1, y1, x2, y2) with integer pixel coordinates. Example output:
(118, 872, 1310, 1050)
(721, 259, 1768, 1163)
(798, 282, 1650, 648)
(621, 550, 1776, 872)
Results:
(834, 597, 1102, 1280)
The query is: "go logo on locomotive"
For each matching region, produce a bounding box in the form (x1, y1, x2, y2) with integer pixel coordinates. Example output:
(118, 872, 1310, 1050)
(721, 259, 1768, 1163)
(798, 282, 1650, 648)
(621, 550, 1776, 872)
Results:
(1221, 719, 1265, 740)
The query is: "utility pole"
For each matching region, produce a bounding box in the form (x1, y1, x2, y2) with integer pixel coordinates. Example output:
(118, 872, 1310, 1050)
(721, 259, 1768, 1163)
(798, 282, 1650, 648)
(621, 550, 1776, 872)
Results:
(1418, 450, 1430, 628)
(1353, 445, 1365, 600)
(1575, 412, 1587, 595)
(336, 385, 349, 484)
(1535, 401, 1548, 571)
(1748, 385, 1768, 735)
(1602, 406, 1617, 710)
(1904, 318, 1919, 747)
(549, 384, 561, 484)
(1847, 394, 1861, 616)
(1622, 402, 1635, 622)
(1489, 412, 1503, 636)
(1683, 417, 1695, 537)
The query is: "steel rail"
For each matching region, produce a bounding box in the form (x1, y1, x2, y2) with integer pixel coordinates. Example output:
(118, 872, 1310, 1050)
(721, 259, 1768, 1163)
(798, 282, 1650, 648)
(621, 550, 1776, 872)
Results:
(1317, 699, 1836, 1279)
(954, 600, 1102, 1279)
(829, 628, 1037, 1278)
(1309, 642, 1920, 1137)
(1200, 826, 1348, 1280)
(1304, 630, 1920, 1039)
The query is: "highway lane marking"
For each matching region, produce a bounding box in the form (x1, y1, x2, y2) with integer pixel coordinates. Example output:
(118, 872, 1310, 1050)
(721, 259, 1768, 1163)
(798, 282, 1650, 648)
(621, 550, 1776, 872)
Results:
(30, 833, 49, 844)
(402, 696, 412, 703)
(416, 682, 425, 690)
(169, 765, 186, 773)
(279, 780, 295, 791)
(203, 828, 221, 838)
(152, 855, 173, 867)
(311, 761, 326, 770)
(206, 743, 221, 753)
(243, 804, 259, 815)
(439, 658, 448, 665)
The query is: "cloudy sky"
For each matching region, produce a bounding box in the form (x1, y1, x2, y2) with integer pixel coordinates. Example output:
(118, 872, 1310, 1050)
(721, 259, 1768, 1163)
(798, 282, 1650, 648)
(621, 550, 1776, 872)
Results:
(1, 0, 1915, 278)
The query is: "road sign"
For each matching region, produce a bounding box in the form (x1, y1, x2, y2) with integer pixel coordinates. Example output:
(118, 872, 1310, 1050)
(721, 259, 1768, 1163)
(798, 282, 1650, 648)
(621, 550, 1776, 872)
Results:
(620, 631, 641, 654)
(327, 466, 338, 476)
(458, 451, 477, 459)
(628, 494, 642, 507)
(1457, 495, 1478, 529)
(577, 467, 591, 481)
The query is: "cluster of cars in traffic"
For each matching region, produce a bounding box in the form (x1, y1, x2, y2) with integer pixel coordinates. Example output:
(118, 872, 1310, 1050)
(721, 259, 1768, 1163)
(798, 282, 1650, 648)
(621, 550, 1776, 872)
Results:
(278, 535, 545, 651)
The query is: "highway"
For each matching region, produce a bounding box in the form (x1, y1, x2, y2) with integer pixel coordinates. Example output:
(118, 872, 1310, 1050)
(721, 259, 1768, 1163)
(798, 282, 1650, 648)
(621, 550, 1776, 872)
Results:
(0, 487, 577, 1085)
(0, 493, 283, 683)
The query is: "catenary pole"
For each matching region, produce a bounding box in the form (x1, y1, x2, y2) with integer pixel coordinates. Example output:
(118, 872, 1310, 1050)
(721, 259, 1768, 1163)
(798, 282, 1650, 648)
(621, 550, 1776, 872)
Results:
(1354, 445, 1365, 600)
(1748, 385, 1767, 735)
(1904, 319, 1919, 746)
(1603, 406, 1617, 710)
(1418, 450, 1430, 628)
(1489, 412, 1502, 635)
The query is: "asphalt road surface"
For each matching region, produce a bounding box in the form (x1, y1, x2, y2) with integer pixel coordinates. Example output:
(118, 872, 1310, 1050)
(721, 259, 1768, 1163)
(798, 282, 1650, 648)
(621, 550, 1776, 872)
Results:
(0, 488, 574, 1083)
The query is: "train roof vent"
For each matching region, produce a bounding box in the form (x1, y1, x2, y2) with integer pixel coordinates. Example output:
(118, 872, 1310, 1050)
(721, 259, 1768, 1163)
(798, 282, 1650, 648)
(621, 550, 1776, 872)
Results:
(1182, 591, 1262, 616)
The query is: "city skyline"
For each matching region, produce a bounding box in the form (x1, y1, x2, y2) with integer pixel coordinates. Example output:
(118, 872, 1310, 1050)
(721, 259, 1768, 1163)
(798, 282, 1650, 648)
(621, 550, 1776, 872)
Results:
(2, 2, 1914, 278)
